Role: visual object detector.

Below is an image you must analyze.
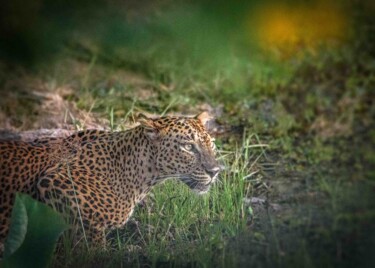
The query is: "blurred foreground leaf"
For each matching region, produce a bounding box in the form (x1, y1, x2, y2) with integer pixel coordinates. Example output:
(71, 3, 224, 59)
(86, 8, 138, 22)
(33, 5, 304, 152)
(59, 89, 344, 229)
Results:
(1, 193, 68, 268)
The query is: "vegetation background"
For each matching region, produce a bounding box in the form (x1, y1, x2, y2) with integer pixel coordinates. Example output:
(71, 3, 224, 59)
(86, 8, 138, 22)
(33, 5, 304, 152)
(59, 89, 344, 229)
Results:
(0, 0, 374, 267)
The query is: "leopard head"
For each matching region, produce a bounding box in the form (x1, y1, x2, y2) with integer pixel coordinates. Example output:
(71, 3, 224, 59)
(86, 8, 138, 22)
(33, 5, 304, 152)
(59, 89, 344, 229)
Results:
(139, 112, 220, 194)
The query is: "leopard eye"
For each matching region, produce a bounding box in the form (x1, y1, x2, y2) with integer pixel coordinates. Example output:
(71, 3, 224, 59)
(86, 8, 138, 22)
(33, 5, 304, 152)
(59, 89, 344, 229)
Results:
(184, 144, 193, 151)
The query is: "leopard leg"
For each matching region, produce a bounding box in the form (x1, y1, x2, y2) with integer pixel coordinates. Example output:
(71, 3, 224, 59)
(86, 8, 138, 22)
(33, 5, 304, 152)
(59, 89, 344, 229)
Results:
(0, 203, 12, 257)
(85, 227, 106, 248)
(0, 188, 17, 257)
(36, 170, 119, 250)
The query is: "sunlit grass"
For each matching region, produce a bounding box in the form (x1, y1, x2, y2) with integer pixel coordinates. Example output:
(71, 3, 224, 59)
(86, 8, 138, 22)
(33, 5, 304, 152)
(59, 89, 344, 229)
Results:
(249, 0, 350, 58)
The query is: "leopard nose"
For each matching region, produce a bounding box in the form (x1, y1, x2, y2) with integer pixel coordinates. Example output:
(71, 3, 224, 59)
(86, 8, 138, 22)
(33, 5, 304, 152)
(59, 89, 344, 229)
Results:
(206, 166, 220, 178)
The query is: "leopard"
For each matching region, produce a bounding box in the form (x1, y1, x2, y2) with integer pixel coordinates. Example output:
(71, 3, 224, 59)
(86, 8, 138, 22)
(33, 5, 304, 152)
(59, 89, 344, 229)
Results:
(0, 112, 220, 254)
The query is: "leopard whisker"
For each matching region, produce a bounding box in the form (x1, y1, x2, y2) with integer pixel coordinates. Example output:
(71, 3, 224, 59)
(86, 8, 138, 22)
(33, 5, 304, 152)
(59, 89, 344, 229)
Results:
(154, 174, 191, 181)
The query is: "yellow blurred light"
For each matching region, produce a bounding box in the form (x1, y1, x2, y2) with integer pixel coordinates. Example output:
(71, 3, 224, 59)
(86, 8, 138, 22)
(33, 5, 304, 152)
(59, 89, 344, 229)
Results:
(249, 0, 349, 58)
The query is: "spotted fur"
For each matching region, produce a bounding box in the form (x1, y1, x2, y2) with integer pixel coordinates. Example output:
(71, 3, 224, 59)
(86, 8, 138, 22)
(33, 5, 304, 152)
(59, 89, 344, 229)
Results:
(0, 113, 220, 253)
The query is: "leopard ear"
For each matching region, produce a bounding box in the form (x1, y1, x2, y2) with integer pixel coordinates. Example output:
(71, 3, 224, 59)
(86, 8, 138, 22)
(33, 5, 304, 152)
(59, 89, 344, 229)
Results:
(195, 111, 212, 126)
(137, 113, 161, 140)
(137, 113, 154, 128)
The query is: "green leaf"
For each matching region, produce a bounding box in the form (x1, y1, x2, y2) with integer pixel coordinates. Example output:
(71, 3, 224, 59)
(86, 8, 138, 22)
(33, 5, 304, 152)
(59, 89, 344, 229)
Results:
(1, 193, 69, 268)
(3, 195, 28, 257)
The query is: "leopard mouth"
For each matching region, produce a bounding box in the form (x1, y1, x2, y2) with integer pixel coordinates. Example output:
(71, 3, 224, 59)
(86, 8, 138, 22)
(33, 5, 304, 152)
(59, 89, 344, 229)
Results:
(180, 175, 215, 194)
(156, 173, 216, 194)
(183, 180, 211, 194)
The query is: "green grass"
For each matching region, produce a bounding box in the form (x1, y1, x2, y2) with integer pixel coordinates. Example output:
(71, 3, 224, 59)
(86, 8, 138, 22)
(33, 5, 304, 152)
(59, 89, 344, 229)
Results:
(5, 44, 370, 267)
(43, 35, 374, 267)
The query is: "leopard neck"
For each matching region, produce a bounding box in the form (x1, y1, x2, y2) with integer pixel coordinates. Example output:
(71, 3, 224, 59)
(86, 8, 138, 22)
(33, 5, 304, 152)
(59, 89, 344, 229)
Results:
(110, 126, 159, 204)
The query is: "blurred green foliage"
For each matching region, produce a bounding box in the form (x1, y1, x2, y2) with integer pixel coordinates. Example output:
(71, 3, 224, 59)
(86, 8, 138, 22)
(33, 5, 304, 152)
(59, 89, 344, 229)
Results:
(1, 0, 365, 83)
(1, 193, 68, 268)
